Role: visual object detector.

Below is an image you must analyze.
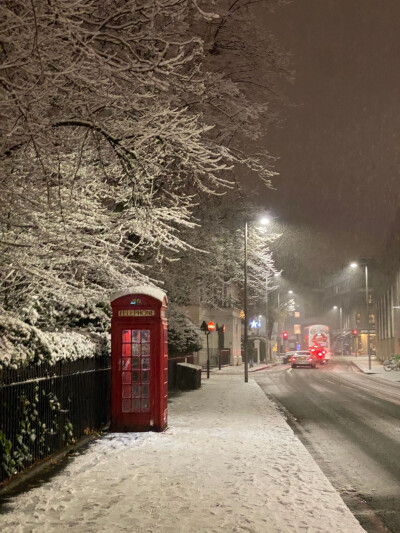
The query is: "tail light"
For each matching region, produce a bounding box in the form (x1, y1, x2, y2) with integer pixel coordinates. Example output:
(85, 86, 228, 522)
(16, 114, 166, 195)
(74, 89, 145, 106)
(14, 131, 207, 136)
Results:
(291, 357, 296, 362)
(308, 357, 313, 361)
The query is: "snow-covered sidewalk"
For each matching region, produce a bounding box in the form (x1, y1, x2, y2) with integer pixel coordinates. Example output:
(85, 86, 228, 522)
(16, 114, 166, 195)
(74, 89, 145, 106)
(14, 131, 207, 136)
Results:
(0, 373, 364, 532)
(343, 355, 400, 383)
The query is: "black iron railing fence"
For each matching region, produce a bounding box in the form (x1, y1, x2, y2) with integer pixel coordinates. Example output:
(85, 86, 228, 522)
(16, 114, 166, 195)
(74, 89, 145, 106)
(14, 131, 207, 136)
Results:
(0, 356, 111, 483)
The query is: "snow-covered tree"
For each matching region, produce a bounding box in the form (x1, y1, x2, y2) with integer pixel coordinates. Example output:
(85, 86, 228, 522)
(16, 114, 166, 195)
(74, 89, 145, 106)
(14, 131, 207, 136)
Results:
(159, 192, 281, 311)
(0, 1, 226, 313)
(0, 0, 291, 324)
(188, 0, 293, 171)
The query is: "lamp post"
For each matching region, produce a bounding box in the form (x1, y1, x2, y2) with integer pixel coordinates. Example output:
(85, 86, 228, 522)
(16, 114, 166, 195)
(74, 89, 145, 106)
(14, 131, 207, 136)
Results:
(244, 216, 270, 382)
(244, 220, 249, 382)
(276, 290, 281, 353)
(350, 262, 370, 369)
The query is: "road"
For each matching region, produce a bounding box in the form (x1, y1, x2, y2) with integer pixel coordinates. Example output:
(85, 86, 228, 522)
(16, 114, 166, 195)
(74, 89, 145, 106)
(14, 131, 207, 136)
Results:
(255, 359, 400, 533)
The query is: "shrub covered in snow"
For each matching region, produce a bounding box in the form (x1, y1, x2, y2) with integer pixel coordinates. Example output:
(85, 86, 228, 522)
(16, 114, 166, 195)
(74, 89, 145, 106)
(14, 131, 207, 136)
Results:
(20, 299, 111, 333)
(167, 306, 203, 357)
(0, 303, 202, 367)
(0, 316, 52, 367)
(42, 330, 109, 363)
(0, 315, 108, 368)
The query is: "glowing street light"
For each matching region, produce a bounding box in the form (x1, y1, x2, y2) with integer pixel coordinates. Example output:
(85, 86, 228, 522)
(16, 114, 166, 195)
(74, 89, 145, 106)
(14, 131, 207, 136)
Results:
(259, 216, 271, 226)
(244, 215, 271, 383)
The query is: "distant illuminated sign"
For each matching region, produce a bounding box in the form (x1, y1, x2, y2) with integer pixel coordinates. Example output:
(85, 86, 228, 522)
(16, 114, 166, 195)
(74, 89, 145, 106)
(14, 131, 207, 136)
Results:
(250, 319, 261, 329)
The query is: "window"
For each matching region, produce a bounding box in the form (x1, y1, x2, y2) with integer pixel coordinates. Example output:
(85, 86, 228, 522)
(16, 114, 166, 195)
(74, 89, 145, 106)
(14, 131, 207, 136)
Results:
(121, 329, 151, 413)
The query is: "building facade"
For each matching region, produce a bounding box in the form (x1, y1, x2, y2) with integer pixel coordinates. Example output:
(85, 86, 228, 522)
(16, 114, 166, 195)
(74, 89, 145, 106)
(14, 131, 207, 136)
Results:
(323, 262, 376, 356)
(183, 304, 242, 366)
(181, 279, 243, 367)
(374, 211, 400, 361)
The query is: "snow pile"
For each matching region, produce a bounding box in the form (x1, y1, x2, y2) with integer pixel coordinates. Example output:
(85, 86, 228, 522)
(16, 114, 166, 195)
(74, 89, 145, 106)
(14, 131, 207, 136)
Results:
(0, 315, 106, 368)
(0, 374, 364, 532)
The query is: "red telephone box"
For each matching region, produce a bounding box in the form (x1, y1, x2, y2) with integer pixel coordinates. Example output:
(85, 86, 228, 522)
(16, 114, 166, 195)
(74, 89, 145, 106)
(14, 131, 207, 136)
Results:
(110, 286, 168, 432)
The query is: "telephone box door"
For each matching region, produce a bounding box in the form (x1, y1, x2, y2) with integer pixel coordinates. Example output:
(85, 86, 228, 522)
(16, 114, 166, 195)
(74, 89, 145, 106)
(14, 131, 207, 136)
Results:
(119, 326, 154, 422)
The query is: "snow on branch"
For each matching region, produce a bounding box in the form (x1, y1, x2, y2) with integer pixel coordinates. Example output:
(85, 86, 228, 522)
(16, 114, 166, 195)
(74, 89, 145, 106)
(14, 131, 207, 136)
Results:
(0, 0, 289, 319)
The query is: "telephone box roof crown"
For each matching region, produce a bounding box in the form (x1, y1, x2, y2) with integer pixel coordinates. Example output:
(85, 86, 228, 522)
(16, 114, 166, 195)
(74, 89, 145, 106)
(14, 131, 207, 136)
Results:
(111, 285, 167, 304)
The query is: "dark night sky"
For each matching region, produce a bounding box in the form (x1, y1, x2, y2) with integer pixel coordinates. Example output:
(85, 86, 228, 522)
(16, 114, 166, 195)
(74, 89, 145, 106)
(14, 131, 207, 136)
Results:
(260, 0, 400, 277)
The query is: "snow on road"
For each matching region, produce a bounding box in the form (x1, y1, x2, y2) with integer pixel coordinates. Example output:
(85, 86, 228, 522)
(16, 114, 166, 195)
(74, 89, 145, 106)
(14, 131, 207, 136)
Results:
(0, 373, 365, 532)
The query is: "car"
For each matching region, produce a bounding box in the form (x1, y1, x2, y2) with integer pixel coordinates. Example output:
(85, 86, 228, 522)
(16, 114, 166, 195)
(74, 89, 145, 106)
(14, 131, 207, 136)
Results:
(279, 352, 293, 364)
(290, 350, 318, 369)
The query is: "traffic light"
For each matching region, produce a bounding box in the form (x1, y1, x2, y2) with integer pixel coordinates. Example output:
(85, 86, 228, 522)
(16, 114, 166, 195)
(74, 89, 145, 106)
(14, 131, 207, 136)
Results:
(282, 331, 289, 340)
(352, 329, 358, 336)
(200, 321, 208, 333)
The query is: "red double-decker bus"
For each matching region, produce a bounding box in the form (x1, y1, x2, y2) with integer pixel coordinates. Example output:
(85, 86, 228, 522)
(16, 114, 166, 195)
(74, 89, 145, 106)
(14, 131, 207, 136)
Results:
(303, 324, 331, 362)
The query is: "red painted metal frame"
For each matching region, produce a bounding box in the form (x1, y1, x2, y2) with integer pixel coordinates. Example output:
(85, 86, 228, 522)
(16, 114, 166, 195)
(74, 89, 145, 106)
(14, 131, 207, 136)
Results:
(110, 292, 168, 432)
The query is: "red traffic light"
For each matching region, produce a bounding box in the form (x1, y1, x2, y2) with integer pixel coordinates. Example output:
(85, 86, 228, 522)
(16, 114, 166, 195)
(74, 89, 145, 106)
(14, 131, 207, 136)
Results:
(352, 329, 358, 336)
(282, 331, 289, 339)
(208, 321, 215, 332)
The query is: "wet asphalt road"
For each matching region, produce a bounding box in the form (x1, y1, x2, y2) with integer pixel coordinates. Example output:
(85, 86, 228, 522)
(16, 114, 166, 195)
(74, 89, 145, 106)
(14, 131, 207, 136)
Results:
(255, 360, 400, 533)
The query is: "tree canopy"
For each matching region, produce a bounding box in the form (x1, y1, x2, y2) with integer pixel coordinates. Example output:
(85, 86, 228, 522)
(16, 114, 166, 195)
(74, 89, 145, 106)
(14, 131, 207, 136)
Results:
(0, 0, 291, 321)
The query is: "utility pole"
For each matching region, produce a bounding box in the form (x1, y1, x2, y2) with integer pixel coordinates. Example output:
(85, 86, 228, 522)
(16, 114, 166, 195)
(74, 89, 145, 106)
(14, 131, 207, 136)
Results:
(340, 306, 343, 356)
(244, 221, 248, 383)
(277, 291, 281, 353)
(365, 265, 371, 370)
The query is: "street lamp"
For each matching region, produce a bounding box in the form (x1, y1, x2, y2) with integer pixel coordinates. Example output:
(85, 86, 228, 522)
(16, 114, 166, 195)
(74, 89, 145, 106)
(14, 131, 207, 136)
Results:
(244, 216, 271, 382)
(350, 262, 370, 369)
